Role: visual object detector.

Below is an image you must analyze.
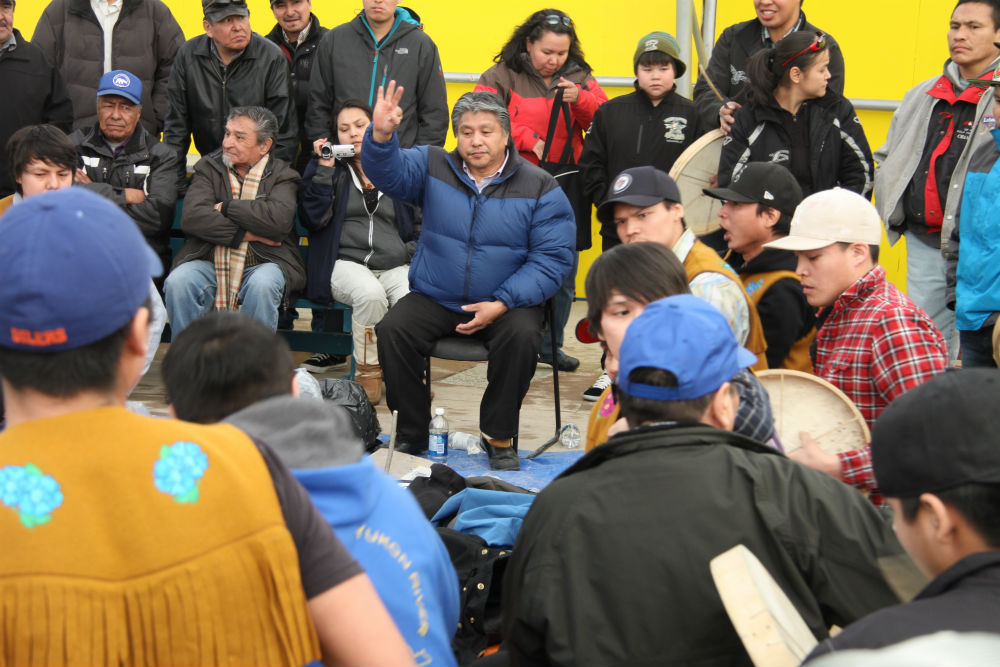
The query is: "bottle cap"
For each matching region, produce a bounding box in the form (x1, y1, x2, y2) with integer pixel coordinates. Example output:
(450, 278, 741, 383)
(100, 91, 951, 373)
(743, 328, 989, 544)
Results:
(435, 408, 444, 415)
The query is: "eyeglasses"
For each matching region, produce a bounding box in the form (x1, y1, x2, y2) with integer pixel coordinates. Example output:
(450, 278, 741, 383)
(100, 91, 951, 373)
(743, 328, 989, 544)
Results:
(543, 14, 572, 28)
(780, 32, 827, 68)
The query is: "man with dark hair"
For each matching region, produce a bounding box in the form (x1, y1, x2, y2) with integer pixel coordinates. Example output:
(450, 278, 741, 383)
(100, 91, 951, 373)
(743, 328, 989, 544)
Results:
(306, 0, 447, 149)
(162, 311, 460, 667)
(705, 162, 814, 370)
(0, 0, 73, 198)
(362, 86, 574, 470)
(163, 0, 297, 189)
(69, 69, 178, 276)
(164, 105, 304, 334)
(1, 124, 77, 212)
(503, 293, 909, 666)
(0, 188, 414, 666)
(765, 188, 948, 504)
(31, 0, 183, 135)
(805, 368, 1000, 658)
(693, 0, 845, 133)
(162, 311, 295, 424)
(599, 165, 768, 369)
(266, 0, 326, 173)
(875, 0, 1000, 361)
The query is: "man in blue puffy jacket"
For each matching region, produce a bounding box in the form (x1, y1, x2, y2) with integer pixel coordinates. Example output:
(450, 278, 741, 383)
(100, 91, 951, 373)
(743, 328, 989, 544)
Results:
(361, 84, 575, 470)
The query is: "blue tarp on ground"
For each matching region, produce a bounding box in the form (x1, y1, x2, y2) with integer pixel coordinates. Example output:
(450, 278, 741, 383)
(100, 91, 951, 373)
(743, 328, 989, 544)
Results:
(438, 449, 584, 493)
(378, 432, 585, 492)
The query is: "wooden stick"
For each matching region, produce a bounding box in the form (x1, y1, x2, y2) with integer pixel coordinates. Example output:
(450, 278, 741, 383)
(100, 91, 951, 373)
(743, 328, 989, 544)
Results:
(384, 410, 399, 473)
(699, 62, 725, 102)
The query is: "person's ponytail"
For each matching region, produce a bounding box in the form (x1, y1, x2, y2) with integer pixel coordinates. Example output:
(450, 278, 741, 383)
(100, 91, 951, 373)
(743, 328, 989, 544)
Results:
(742, 31, 828, 108)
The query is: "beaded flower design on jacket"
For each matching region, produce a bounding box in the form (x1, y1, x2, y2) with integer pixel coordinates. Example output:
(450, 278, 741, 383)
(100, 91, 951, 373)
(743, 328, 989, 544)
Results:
(0, 463, 64, 528)
(154, 442, 209, 504)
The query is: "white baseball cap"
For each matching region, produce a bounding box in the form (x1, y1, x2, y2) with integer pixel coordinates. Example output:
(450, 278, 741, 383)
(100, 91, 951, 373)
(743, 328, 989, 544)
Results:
(764, 188, 882, 252)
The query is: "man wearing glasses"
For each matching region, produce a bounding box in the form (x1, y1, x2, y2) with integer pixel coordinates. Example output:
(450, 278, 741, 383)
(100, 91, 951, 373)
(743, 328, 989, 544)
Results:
(693, 0, 845, 134)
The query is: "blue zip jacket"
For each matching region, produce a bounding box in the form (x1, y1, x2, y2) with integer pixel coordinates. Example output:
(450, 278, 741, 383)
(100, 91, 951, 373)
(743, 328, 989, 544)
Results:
(361, 128, 575, 312)
(950, 128, 1000, 331)
(295, 457, 460, 667)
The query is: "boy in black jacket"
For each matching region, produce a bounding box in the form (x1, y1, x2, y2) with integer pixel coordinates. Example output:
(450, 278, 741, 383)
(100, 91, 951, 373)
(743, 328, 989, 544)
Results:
(579, 31, 703, 252)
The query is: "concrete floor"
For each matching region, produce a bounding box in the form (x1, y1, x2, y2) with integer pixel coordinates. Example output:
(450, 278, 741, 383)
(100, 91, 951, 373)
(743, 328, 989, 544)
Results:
(131, 300, 601, 454)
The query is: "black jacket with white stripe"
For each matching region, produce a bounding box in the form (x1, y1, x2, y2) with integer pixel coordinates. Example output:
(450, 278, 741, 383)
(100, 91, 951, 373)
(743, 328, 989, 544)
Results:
(717, 91, 873, 198)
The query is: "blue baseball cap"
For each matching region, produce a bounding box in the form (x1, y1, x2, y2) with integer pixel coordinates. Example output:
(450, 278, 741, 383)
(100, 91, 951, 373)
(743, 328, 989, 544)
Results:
(616, 294, 757, 401)
(0, 189, 162, 351)
(97, 69, 142, 105)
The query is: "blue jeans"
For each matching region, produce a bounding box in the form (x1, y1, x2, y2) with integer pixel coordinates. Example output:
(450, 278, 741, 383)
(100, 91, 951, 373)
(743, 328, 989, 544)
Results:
(164, 260, 285, 334)
(905, 234, 958, 360)
(960, 326, 997, 368)
(542, 251, 578, 355)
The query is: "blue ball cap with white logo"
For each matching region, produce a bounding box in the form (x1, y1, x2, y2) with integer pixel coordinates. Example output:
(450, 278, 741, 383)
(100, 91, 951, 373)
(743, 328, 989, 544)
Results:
(616, 294, 757, 401)
(0, 188, 162, 351)
(97, 69, 142, 105)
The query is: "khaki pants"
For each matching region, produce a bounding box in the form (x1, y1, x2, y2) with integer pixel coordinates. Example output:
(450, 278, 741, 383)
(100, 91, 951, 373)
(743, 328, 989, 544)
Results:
(330, 260, 409, 365)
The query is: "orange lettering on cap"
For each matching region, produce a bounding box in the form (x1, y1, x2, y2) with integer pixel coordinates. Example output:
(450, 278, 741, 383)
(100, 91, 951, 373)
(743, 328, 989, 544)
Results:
(10, 327, 68, 347)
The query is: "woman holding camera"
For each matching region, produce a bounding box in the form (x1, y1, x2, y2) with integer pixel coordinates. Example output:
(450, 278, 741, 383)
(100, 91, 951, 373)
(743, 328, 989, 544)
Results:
(717, 31, 873, 197)
(299, 99, 418, 404)
(475, 8, 608, 373)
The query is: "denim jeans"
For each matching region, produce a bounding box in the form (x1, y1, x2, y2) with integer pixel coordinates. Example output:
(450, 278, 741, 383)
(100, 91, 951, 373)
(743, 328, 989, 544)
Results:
(905, 233, 958, 360)
(959, 326, 997, 368)
(164, 260, 285, 334)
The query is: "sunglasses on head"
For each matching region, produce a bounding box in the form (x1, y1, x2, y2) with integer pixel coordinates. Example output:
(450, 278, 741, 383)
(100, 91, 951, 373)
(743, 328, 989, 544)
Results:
(781, 32, 827, 68)
(544, 14, 572, 28)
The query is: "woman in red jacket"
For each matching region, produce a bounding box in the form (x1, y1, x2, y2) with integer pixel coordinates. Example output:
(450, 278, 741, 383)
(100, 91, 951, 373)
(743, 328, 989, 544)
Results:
(476, 8, 607, 371)
(476, 8, 607, 165)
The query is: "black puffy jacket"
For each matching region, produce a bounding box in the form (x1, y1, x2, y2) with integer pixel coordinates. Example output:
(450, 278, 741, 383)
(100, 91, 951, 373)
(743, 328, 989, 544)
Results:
(718, 92, 874, 197)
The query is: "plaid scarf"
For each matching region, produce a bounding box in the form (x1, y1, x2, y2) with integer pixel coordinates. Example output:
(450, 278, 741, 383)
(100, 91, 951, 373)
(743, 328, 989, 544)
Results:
(214, 154, 270, 311)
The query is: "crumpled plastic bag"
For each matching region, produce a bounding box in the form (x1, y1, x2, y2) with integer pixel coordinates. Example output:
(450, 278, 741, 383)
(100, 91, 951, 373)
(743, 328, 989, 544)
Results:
(319, 378, 382, 452)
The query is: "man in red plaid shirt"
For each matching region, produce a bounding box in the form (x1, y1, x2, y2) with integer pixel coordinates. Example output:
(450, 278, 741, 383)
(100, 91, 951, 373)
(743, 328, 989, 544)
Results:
(766, 188, 949, 505)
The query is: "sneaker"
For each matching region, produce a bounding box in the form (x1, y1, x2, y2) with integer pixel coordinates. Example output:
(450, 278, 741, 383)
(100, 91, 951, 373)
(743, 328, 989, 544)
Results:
(583, 370, 611, 402)
(300, 353, 348, 373)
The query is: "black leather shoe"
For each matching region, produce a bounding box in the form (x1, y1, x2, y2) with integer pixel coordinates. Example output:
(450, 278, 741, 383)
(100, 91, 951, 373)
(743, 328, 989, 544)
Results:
(393, 440, 428, 456)
(538, 352, 580, 372)
(484, 438, 520, 471)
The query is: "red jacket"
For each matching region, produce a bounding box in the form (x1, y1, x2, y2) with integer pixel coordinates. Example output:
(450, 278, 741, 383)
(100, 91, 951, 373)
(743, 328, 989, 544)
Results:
(476, 56, 607, 165)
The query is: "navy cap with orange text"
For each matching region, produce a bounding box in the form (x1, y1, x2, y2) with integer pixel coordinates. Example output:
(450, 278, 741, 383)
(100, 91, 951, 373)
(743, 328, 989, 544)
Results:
(0, 189, 162, 351)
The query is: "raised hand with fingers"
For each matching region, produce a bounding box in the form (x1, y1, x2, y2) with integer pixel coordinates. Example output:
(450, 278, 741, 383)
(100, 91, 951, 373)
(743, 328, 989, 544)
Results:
(371, 80, 406, 143)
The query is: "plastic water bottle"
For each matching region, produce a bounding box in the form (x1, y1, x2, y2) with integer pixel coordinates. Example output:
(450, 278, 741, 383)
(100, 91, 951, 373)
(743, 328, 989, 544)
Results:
(560, 423, 582, 449)
(449, 431, 482, 453)
(428, 408, 448, 462)
(294, 368, 323, 401)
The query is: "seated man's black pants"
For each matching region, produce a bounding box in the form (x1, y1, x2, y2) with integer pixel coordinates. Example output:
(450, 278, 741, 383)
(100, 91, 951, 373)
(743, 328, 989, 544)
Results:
(376, 291, 544, 446)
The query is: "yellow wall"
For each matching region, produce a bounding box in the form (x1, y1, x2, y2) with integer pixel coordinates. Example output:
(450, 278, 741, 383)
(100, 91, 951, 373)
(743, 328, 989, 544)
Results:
(14, 0, 961, 290)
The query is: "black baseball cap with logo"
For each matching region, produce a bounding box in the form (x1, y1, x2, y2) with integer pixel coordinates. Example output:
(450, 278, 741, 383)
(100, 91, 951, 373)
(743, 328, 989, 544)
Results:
(596, 166, 682, 225)
(703, 162, 803, 218)
(203, 0, 249, 22)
